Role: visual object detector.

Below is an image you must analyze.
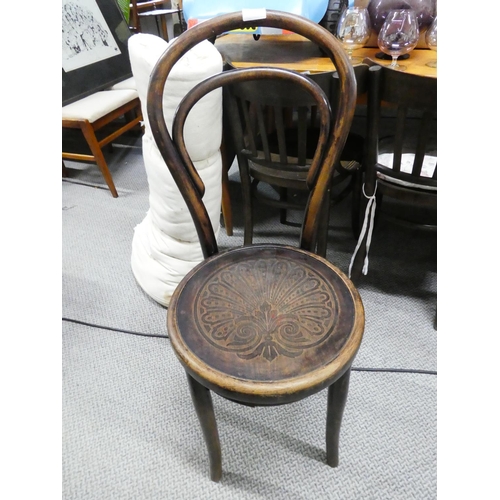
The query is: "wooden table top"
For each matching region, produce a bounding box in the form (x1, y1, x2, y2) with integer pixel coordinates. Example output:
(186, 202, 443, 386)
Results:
(215, 34, 437, 79)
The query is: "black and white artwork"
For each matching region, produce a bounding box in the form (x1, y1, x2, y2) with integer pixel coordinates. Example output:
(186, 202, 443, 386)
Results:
(62, 0, 121, 72)
(62, 0, 133, 105)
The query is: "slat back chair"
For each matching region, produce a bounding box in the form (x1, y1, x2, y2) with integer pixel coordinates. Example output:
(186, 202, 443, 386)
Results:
(349, 63, 437, 282)
(224, 64, 368, 253)
(226, 74, 329, 251)
(147, 10, 364, 482)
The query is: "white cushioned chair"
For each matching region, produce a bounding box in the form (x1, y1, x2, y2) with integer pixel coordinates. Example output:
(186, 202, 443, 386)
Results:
(62, 85, 142, 198)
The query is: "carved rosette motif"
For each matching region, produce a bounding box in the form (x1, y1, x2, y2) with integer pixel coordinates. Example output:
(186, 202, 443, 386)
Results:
(194, 257, 337, 361)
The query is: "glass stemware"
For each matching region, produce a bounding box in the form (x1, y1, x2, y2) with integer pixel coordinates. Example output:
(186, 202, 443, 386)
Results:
(425, 17, 437, 68)
(336, 7, 371, 65)
(377, 9, 419, 71)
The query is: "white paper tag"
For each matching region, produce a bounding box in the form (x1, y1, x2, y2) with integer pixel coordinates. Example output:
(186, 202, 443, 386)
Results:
(242, 8, 266, 22)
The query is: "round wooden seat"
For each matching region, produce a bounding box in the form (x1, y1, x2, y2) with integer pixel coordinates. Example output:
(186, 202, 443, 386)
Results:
(169, 244, 364, 406)
(168, 244, 364, 481)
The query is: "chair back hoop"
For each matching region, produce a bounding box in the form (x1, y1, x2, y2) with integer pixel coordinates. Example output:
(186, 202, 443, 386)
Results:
(147, 10, 357, 257)
(172, 67, 331, 197)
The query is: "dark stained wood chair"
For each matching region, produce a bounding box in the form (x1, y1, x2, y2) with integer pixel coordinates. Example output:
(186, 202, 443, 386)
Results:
(224, 64, 368, 255)
(349, 63, 437, 283)
(147, 11, 365, 482)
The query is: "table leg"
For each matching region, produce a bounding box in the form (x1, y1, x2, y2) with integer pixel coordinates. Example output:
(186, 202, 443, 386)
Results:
(326, 368, 351, 467)
(186, 373, 222, 482)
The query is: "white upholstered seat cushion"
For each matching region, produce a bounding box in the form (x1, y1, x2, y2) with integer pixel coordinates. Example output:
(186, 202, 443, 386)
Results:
(62, 89, 138, 122)
(107, 77, 137, 91)
(377, 153, 437, 191)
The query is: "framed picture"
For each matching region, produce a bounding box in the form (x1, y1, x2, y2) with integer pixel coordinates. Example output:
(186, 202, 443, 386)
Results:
(62, 0, 133, 105)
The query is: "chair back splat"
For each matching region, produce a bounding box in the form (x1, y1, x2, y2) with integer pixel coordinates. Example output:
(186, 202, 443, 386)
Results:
(223, 62, 368, 250)
(147, 10, 364, 483)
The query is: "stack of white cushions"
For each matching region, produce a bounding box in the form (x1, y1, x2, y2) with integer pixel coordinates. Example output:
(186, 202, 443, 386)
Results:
(128, 33, 224, 307)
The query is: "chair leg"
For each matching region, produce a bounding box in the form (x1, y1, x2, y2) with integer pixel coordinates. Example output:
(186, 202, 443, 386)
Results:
(351, 169, 363, 239)
(159, 15, 169, 40)
(62, 160, 69, 178)
(220, 139, 233, 236)
(349, 250, 364, 284)
(279, 187, 288, 224)
(80, 120, 118, 198)
(316, 188, 331, 258)
(242, 175, 256, 246)
(124, 109, 143, 136)
(221, 172, 233, 236)
(186, 374, 222, 482)
(325, 368, 351, 467)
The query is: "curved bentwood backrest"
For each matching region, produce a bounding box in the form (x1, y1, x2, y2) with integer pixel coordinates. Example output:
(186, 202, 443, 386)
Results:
(147, 10, 357, 258)
(173, 68, 331, 250)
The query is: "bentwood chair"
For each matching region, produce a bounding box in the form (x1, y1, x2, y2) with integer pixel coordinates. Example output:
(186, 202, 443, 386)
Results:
(148, 11, 364, 482)
(349, 63, 437, 283)
(224, 64, 368, 254)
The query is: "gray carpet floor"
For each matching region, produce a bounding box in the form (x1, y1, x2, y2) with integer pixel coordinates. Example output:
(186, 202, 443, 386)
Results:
(62, 134, 437, 499)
